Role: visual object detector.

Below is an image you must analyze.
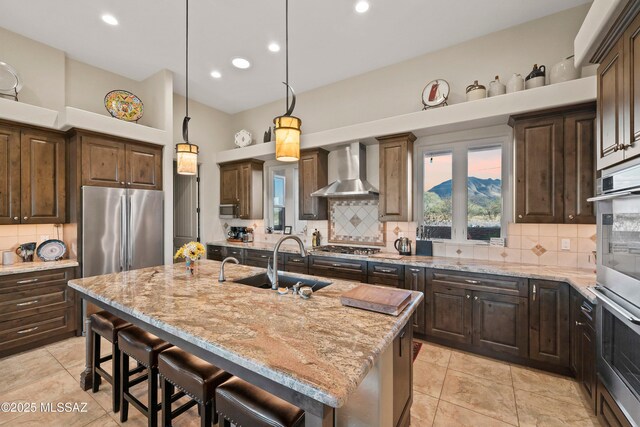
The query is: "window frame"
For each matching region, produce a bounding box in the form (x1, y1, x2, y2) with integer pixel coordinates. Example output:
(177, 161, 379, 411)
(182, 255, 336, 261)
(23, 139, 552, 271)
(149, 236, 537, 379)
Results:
(264, 162, 301, 233)
(415, 133, 512, 245)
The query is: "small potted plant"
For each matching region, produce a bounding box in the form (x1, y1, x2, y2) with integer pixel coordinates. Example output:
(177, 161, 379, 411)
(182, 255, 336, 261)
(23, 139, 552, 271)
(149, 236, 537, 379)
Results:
(174, 241, 205, 274)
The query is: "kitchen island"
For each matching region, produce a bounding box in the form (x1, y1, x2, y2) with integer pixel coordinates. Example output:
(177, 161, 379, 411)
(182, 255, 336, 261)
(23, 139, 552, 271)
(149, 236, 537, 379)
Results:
(69, 260, 423, 427)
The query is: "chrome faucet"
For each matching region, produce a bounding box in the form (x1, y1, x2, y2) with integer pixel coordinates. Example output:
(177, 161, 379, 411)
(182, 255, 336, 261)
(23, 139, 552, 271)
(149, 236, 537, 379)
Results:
(268, 235, 307, 290)
(218, 257, 239, 282)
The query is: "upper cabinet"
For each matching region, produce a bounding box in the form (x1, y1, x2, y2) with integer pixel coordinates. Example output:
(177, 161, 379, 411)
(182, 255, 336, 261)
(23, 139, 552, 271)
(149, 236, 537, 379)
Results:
(219, 160, 264, 219)
(376, 132, 416, 222)
(0, 122, 66, 225)
(596, 7, 640, 170)
(510, 104, 596, 224)
(298, 148, 328, 220)
(77, 132, 162, 190)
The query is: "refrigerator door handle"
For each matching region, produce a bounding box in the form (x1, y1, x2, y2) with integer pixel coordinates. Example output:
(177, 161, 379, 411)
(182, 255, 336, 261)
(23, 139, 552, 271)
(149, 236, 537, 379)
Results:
(127, 193, 133, 270)
(120, 194, 127, 271)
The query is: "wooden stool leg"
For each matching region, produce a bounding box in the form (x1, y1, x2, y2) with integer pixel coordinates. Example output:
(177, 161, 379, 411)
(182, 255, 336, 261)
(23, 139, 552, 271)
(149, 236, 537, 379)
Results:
(120, 352, 130, 423)
(112, 343, 120, 413)
(149, 367, 159, 427)
(210, 399, 218, 425)
(91, 332, 101, 393)
(161, 378, 174, 427)
(200, 401, 212, 427)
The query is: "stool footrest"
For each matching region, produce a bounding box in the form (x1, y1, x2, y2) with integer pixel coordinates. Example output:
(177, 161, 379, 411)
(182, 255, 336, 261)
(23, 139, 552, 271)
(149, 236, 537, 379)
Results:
(171, 398, 197, 419)
(128, 372, 148, 388)
(124, 394, 150, 417)
(94, 366, 113, 384)
(129, 365, 145, 376)
(98, 354, 113, 364)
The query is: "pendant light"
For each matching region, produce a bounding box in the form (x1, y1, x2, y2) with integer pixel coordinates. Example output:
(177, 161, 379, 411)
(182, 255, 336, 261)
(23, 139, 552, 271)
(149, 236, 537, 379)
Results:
(176, 0, 199, 175)
(273, 0, 301, 162)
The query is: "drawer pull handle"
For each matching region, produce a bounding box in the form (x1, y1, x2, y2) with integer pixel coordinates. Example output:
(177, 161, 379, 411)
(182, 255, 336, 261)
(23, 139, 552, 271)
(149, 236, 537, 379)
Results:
(260, 255, 268, 258)
(410, 268, 420, 272)
(16, 278, 39, 284)
(532, 284, 536, 302)
(575, 321, 586, 327)
(17, 326, 39, 334)
(580, 305, 592, 315)
(466, 294, 471, 299)
(464, 279, 480, 284)
(16, 300, 39, 307)
(379, 268, 394, 273)
(291, 258, 303, 262)
(474, 296, 479, 301)
(332, 263, 342, 267)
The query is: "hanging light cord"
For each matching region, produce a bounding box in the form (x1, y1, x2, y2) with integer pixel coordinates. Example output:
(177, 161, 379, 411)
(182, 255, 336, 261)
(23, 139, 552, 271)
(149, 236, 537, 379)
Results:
(183, 0, 190, 143)
(285, 0, 289, 111)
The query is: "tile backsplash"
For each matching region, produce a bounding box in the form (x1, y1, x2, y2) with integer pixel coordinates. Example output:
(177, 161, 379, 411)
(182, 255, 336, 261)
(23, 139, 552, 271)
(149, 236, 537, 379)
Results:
(0, 224, 65, 256)
(329, 199, 385, 246)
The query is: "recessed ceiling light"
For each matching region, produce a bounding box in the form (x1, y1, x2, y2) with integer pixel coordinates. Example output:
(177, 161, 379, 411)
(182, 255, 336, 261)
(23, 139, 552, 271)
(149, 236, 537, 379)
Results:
(210, 70, 222, 79)
(101, 14, 119, 26)
(354, 1, 370, 13)
(231, 57, 251, 69)
(268, 43, 281, 53)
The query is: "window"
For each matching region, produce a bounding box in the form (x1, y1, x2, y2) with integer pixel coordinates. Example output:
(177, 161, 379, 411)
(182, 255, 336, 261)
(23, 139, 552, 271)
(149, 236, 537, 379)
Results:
(419, 136, 510, 243)
(265, 162, 301, 233)
(272, 173, 285, 231)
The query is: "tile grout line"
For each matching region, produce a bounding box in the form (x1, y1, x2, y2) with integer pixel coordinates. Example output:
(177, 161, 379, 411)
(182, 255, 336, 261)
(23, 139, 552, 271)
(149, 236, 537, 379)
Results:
(509, 364, 521, 427)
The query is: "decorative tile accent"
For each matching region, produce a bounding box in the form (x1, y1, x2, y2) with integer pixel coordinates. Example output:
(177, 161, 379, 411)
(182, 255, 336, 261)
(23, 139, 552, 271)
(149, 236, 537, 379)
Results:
(328, 199, 385, 245)
(223, 222, 229, 229)
(393, 226, 401, 236)
(531, 244, 547, 257)
(500, 251, 508, 258)
(456, 249, 462, 255)
(590, 234, 596, 242)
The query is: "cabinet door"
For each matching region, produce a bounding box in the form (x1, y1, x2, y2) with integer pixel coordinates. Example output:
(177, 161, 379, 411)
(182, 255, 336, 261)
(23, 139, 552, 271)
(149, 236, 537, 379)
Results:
(578, 324, 597, 411)
(392, 322, 413, 427)
(597, 38, 626, 170)
(125, 143, 162, 190)
(472, 291, 528, 358)
(597, 379, 633, 427)
(564, 110, 596, 224)
(20, 130, 66, 224)
(219, 164, 239, 206)
(377, 133, 415, 222)
(298, 149, 328, 220)
(81, 135, 126, 187)
(238, 163, 251, 219)
(426, 282, 472, 344)
(624, 12, 640, 162)
(514, 116, 564, 223)
(0, 124, 20, 225)
(529, 280, 570, 367)
(404, 267, 426, 335)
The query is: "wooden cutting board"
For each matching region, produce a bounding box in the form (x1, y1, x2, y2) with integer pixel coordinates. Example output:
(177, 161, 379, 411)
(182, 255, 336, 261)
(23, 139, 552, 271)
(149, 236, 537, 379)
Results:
(340, 285, 412, 316)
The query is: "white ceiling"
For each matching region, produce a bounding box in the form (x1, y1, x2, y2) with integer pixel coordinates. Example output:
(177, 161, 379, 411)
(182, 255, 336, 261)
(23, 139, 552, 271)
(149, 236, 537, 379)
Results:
(0, 0, 589, 114)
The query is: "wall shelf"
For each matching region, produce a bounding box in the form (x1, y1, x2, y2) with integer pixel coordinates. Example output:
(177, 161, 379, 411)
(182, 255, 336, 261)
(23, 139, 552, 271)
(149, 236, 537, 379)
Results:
(58, 107, 168, 145)
(0, 97, 59, 129)
(217, 76, 596, 164)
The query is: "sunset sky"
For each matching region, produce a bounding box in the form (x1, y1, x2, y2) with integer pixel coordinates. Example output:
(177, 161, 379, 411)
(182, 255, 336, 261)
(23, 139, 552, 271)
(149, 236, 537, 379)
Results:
(423, 146, 501, 192)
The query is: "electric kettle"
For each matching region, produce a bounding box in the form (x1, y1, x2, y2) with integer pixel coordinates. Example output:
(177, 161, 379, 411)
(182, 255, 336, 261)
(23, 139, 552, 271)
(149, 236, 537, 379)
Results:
(394, 237, 412, 256)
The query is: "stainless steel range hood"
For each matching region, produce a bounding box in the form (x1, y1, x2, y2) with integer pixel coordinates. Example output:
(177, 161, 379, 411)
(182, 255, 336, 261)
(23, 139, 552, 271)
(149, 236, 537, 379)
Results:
(311, 142, 379, 197)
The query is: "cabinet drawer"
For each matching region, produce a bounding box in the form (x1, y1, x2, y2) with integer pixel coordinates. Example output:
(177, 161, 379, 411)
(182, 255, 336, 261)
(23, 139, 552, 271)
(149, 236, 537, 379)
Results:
(367, 262, 404, 287)
(0, 269, 71, 290)
(245, 250, 283, 264)
(578, 298, 596, 329)
(224, 247, 244, 261)
(309, 256, 367, 282)
(284, 253, 309, 274)
(0, 308, 76, 353)
(430, 270, 527, 297)
(206, 245, 224, 261)
(0, 283, 73, 322)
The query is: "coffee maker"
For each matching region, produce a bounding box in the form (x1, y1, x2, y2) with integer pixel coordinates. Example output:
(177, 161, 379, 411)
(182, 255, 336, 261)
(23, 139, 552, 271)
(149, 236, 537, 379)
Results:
(227, 226, 247, 241)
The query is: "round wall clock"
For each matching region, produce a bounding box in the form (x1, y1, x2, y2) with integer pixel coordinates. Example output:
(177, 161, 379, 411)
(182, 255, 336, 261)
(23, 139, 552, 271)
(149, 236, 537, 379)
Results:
(421, 79, 450, 109)
(234, 129, 252, 148)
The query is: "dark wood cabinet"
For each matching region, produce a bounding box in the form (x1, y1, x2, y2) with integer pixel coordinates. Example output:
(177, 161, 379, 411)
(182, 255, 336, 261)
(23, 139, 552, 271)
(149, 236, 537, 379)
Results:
(0, 123, 66, 225)
(426, 282, 472, 345)
(0, 267, 78, 358)
(283, 253, 308, 274)
(403, 267, 426, 335)
(571, 289, 597, 413)
(206, 245, 224, 261)
(472, 291, 528, 358)
(393, 322, 413, 427)
(376, 133, 415, 222)
(597, 378, 633, 427)
(298, 148, 328, 220)
(511, 104, 596, 224)
(529, 280, 571, 368)
(367, 262, 404, 287)
(308, 256, 367, 282)
(624, 11, 640, 163)
(598, 38, 626, 170)
(244, 249, 283, 269)
(218, 160, 264, 219)
(78, 132, 162, 190)
(0, 124, 21, 225)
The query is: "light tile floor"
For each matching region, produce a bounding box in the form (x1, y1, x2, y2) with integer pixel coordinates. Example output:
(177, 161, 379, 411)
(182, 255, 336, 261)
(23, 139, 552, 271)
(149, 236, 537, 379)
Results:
(0, 337, 601, 426)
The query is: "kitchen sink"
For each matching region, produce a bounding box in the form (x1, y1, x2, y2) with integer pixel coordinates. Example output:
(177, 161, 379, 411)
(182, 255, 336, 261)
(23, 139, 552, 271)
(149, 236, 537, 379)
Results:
(233, 273, 332, 290)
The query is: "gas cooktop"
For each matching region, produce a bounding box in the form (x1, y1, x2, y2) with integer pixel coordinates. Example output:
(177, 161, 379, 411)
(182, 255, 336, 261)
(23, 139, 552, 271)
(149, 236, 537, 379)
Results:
(312, 245, 381, 255)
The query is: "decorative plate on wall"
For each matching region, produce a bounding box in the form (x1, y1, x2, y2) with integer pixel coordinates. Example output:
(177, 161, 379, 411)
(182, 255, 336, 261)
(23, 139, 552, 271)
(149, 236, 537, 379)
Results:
(37, 239, 67, 261)
(421, 79, 449, 109)
(104, 90, 144, 122)
(234, 129, 253, 148)
(0, 61, 23, 100)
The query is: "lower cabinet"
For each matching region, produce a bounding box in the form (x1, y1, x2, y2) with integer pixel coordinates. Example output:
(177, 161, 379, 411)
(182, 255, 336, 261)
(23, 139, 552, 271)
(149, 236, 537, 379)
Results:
(308, 256, 368, 282)
(0, 268, 78, 358)
(597, 378, 633, 427)
(367, 262, 404, 287)
(403, 267, 426, 336)
(283, 253, 308, 274)
(529, 280, 571, 368)
(393, 321, 413, 427)
(571, 288, 597, 412)
(426, 282, 472, 345)
(472, 291, 528, 358)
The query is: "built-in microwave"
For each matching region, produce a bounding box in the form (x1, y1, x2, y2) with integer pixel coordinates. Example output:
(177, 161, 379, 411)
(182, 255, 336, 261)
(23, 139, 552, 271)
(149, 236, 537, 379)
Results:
(219, 204, 238, 218)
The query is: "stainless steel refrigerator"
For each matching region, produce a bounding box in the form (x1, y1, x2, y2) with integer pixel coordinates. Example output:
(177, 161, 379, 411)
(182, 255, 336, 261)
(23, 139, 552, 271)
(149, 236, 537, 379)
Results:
(82, 186, 164, 277)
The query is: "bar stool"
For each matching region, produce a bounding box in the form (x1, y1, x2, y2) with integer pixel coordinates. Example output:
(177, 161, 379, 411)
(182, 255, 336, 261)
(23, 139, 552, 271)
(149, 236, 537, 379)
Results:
(118, 326, 173, 427)
(90, 311, 134, 413)
(215, 377, 305, 427)
(158, 347, 232, 427)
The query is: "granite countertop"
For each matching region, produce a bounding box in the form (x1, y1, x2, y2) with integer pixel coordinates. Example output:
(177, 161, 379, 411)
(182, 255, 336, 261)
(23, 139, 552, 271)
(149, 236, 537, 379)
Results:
(0, 259, 79, 276)
(207, 240, 311, 253)
(207, 241, 597, 302)
(68, 260, 423, 408)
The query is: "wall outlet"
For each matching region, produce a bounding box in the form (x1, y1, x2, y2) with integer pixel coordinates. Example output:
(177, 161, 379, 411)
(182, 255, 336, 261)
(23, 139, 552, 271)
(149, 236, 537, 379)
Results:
(561, 238, 571, 251)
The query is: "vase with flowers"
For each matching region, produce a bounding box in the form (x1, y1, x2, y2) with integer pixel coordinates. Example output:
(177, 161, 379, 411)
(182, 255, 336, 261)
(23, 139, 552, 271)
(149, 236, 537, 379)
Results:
(174, 241, 205, 274)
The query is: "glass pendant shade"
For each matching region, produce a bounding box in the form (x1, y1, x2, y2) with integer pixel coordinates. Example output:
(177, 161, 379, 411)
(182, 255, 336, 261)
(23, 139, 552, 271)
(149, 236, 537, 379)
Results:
(176, 143, 199, 175)
(274, 115, 301, 162)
